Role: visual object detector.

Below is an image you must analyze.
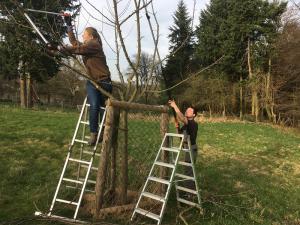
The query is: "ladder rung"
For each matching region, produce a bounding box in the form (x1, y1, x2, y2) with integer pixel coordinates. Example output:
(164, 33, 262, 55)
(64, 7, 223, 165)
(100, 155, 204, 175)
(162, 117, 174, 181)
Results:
(56, 198, 78, 206)
(175, 173, 195, 181)
(80, 121, 89, 125)
(182, 148, 190, 152)
(161, 147, 180, 153)
(135, 208, 160, 221)
(69, 158, 91, 165)
(176, 186, 198, 195)
(148, 176, 170, 185)
(83, 150, 100, 157)
(79, 178, 96, 184)
(177, 197, 198, 207)
(155, 161, 175, 169)
(142, 192, 165, 202)
(62, 178, 83, 184)
(74, 139, 88, 144)
(178, 161, 192, 167)
(86, 104, 105, 110)
(81, 164, 98, 171)
(165, 133, 184, 138)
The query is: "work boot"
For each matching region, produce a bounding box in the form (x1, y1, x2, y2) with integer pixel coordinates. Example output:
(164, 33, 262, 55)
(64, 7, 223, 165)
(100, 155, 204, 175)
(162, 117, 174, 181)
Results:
(88, 132, 98, 146)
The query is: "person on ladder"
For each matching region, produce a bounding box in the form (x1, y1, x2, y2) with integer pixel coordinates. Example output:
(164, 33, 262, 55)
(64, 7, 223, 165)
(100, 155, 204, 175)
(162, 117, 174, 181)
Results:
(168, 100, 198, 189)
(49, 15, 112, 146)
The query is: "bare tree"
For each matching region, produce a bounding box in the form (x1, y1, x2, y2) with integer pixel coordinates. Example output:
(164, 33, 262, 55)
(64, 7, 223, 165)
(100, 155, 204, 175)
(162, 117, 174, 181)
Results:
(2, 0, 197, 217)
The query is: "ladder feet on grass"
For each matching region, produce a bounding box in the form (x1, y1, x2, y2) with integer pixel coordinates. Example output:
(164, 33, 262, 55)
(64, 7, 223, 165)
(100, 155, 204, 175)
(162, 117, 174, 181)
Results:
(34, 97, 106, 223)
(131, 133, 201, 225)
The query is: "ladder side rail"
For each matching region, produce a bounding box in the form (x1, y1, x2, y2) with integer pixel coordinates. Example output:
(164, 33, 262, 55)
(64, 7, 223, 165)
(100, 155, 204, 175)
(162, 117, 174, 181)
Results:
(71, 97, 88, 145)
(99, 107, 107, 131)
(158, 136, 184, 224)
(92, 107, 107, 153)
(76, 105, 89, 184)
(73, 159, 93, 219)
(187, 137, 201, 206)
(131, 134, 168, 221)
(171, 135, 181, 208)
(48, 152, 72, 215)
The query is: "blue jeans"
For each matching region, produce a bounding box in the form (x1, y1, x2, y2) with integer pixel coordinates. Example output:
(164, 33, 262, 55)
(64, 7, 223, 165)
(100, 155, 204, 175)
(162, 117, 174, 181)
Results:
(86, 79, 112, 133)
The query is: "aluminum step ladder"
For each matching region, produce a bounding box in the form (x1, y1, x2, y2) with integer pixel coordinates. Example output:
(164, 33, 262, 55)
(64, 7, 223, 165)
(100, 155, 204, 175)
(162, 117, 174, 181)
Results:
(131, 133, 201, 225)
(35, 97, 106, 223)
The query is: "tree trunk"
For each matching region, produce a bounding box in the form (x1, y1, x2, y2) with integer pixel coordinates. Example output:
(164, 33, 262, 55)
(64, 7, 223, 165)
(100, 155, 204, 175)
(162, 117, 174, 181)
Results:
(264, 58, 276, 123)
(231, 85, 237, 113)
(109, 108, 120, 197)
(222, 101, 226, 117)
(247, 38, 259, 121)
(253, 89, 259, 122)
(95, 102, 115, 217)
(248, 39, 254, 115)
(26, 73, 32, 108)
(20, 75, 26, 108)
(239, 76, 243, 120)
(118, 109, 128, 205)
(270, 89, 276, 123)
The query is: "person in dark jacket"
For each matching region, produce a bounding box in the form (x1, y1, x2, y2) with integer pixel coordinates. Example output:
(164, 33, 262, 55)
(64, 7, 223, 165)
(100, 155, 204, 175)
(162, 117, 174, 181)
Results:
(168, 100, 198, 190)
(54, 16, 112, 146)
(168, 100, 198, 160)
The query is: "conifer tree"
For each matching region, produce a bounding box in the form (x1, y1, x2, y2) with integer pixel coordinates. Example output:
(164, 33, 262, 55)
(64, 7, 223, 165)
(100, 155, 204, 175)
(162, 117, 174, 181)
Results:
(0, 0, 79, 106)
(195, 0, 286, 119)
(163, 0, 194, 97)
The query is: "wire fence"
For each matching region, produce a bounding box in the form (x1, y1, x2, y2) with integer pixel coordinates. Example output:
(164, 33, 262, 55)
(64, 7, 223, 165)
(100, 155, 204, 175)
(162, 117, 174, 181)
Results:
(0, 101, 191, 225)
(38, 100, 173, 224)
(90, 101, 170, 224)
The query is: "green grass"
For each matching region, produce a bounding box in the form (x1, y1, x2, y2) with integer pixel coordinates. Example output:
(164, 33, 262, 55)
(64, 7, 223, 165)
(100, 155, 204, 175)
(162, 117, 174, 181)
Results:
(0, 106, 76, 225)
(0, 105, 300, 224)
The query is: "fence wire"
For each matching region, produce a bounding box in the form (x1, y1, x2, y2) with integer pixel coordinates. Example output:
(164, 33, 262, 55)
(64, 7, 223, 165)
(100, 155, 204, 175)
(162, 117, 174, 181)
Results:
(97, 108, 167, 224)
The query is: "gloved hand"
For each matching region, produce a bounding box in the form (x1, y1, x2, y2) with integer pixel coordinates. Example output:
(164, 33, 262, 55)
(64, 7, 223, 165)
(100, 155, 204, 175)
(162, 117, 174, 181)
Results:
(46, 42, 58, 51)
(64, 14, 72, 26)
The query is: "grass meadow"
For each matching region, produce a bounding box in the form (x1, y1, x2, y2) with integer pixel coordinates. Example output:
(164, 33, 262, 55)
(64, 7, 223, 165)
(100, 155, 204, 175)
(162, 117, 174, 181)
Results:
(0, 104, 300, 225)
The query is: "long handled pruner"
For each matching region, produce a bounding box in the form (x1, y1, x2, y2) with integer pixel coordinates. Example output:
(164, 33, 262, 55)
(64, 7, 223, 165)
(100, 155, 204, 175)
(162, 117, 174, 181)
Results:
(25, 8, 71, 17)
(10, 2, 50, 44)
(22, 12, 49, 44)
(23, 9, 71, 44)
(11, 1, 75, 44)
(10, 1, 112, 98)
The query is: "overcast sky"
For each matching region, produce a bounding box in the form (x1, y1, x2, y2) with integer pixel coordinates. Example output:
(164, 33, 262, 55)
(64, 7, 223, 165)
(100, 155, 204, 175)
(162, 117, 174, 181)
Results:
(71, 0, 210, 80)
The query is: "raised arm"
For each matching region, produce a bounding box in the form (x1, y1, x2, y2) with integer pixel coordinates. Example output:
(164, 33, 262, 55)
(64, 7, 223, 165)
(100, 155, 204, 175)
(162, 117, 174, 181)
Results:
(67, 28, 80, 47)
(62, 41, 101, 55)
(168, 100, 188, 125)
(64, 15, 80, 47)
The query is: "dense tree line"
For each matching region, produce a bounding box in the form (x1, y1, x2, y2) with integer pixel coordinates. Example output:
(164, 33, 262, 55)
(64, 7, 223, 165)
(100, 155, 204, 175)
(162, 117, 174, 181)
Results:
(0, 0, 79, 107)
(163, 0, 299, 126)
(0, 0, 299, 126)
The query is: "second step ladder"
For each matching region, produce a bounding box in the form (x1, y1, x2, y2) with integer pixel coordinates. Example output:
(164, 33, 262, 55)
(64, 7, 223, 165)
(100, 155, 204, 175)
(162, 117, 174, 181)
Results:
(131, 133, 201, 225)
